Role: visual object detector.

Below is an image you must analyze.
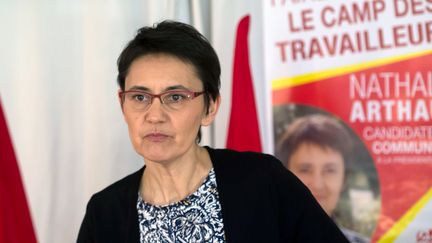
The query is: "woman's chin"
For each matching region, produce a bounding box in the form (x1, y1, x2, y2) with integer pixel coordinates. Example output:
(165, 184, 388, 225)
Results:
(139, 151, 170, 164)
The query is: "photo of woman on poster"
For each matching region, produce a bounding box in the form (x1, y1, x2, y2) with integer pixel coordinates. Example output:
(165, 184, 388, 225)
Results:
(275, 105, 381, 243)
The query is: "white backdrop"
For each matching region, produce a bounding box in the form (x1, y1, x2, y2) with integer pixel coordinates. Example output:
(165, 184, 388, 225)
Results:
(0, 1, 227, 243)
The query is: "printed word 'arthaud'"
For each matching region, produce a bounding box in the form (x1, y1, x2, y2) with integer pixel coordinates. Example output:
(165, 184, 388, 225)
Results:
(349, 71, 432, 123)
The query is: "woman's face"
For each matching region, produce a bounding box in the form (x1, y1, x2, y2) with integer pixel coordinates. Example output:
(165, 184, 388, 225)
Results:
(121, 54, 218, 163)
(288, 142, 345, 215)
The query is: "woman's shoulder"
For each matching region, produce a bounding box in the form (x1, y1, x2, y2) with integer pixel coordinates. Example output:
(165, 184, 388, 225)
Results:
(206, 146, 300, 184)
(205, 146, 279, 168)
(78, 167, 143, 242)
(207, 146, 312, 196)
(88, 167, 144, 205)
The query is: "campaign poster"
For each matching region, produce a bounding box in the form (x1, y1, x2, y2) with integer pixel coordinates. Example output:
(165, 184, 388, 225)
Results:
(264, 0, 432, 242)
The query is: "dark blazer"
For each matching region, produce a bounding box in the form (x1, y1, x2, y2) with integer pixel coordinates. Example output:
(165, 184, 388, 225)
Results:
(77, 147, 349, 243)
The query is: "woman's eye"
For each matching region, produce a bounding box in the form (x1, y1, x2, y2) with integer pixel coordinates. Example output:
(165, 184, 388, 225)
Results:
(325, 168, 337, 174)
(167, 93, 187, 102)
(298, 168, 310, 174)
(132, 94, 147, 102)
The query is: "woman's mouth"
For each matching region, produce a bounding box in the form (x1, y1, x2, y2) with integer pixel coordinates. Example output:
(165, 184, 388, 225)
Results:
(144, 133, 171, 142)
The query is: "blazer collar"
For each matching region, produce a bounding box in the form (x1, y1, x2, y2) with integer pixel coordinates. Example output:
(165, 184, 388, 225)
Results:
(125, 166, 144, 243)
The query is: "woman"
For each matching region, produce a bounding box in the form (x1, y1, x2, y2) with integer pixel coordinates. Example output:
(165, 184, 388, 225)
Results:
(276, 114, 369, 243)
(77, 21, 348, 243)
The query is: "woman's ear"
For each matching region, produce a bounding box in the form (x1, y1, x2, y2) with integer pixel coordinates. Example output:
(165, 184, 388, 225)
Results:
(201, 96, 221, 126)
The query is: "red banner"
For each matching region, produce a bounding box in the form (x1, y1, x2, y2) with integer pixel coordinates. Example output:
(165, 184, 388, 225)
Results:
(0, 101, 37, 243)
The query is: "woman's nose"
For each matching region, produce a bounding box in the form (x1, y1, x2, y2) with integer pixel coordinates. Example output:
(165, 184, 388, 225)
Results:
(309, 172, 326, 193)
(144, 98, 167, 123)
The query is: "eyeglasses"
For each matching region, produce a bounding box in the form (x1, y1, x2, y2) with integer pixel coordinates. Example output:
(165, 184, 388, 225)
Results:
(119, 89, 204, 111)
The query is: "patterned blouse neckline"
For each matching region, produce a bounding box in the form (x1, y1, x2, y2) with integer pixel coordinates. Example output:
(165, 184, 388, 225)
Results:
(136, 167, 226, 242)
(138, 168, 215, 208)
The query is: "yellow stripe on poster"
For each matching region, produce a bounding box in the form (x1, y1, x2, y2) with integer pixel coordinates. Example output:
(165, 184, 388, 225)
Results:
(378, 188, 432, 243)
(271, 50, 432, 91)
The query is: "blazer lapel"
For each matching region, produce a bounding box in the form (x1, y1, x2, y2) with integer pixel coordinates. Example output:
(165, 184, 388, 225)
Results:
(125, 167, 144, 243)
(206, 147, 245, 242)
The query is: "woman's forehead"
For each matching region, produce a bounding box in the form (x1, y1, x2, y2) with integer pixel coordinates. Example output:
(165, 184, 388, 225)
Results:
(291, 143, 345, 163)
(125, 54, 203, 91)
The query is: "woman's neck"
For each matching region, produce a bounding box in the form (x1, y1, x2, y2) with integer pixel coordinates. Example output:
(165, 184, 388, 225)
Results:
(140, 146, 212, 206)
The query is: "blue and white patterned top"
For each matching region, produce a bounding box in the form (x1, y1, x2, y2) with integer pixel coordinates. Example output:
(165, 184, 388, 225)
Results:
(137, 169, 226, 243)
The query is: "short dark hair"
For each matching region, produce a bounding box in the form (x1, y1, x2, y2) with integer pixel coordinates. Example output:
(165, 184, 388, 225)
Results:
(117, 20, 221, 142)
(275, 114, 353, 167)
